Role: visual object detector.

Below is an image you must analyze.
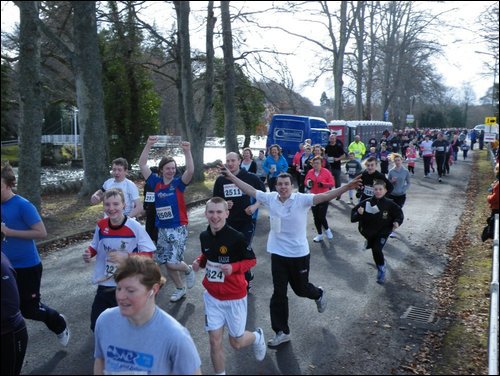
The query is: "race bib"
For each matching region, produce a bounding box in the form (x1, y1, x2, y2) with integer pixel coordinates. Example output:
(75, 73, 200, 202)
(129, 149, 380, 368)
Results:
(223, 184, 242, 198)
(363, 185, 374, 196)
(270, 216, 282, 233)
(157, 206, 174, 220)
(348, 168, 356, 175)
(144, 192, 155, 203)
(436, 146, 445, 152)
(104, 261, 118, 279)
(381, 156, 387, 161)
(392, 143, 398, 147)
(327, 157, 334, 163)
(365, 201, 380, 214)
(205, 260, 225, 283)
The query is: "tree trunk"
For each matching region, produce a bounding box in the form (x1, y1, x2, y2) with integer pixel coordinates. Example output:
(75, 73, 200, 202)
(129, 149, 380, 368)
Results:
(72, 1, 109, 195)
(174, 1, 215, 182)
(221, 1, 238, 154)
(16, 1, 43, 210)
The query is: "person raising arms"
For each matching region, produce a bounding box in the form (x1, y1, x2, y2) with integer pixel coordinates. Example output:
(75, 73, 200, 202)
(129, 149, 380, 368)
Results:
(138, 136, 196, 303)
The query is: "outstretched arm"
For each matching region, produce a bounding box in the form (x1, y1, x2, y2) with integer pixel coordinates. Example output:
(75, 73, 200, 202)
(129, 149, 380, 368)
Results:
(313, 175, 362, 205)
(220, 165, 257, 198)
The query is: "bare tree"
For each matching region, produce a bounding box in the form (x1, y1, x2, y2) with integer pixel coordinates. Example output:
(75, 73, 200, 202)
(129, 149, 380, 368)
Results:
(173, 1, 215, 182)
(15, 1, 43, 210)
(221, 1, 238, 153)
(36, 1, 109, 196)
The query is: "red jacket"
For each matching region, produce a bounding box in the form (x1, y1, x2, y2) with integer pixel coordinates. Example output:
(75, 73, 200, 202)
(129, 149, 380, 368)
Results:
(488, 180, 499, 211)
(305, 167, 335, 194)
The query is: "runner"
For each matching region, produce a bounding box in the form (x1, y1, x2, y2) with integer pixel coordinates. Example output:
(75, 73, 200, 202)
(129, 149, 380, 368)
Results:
(218, 167, 362, 347)
(351, 179, 404, 284)
(379, 142, 390, 176)
(90, 157, 142, 218)
(138, 136, 196, 302)
(1, 248, 28, 375)
(254, 150, 267, 184)
(83, 188, 156, 331)
(1, 163, 69, 346)
(94, 255, 201, 375)
(263, 144, 289, 192)
(213, 152, 265, 292)
(387, 154, 411, 238)
(419, 134, 434, 178)
(345, 152, 363, 204)
(296, 144, 313, 193)
(192, 197, 266, 374)
(348, 135, 366, 162)
(143, 166, 159, 243)
(324, 132, 346, 200)
(432, 132, 449, 183)
(305, 156, 335, 242)
(357, 156, 394, 203)
(240, 147, 257, 173)
(405, 143, 417, 175)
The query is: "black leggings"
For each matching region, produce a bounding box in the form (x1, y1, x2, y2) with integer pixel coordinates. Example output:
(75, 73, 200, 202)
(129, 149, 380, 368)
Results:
(15, 263, 66, 334)
(90, 285, 117, 331)
(423, 155, 432, 175)
(1, 327, 28, 375)
(268, 177, 277, 192)
(366, 235, 388, 266)
(435, 154, 446, 178)
(311, 202, 329, 234)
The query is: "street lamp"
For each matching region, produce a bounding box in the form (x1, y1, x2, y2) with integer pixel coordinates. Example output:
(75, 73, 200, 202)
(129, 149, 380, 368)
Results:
(475, 50, 498, 112)
(73, 107, 79, 159)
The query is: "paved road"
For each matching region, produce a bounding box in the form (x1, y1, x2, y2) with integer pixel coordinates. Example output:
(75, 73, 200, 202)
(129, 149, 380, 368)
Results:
(20, 154, 476, 375)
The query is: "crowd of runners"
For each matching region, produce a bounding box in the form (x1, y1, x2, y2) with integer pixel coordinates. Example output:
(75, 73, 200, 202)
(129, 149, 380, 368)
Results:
(1, 126, 495, 375)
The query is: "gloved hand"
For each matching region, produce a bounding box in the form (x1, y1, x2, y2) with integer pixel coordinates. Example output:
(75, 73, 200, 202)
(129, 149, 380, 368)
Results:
(306, 179, 313, 189)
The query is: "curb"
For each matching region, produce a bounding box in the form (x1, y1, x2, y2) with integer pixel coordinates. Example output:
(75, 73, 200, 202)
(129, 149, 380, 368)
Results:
(36, 197, 211, 251)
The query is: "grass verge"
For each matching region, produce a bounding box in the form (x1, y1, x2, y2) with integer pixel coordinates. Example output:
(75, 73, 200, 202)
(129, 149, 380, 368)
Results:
(409, 149, 494, 374)
(1, 145, 19, 162)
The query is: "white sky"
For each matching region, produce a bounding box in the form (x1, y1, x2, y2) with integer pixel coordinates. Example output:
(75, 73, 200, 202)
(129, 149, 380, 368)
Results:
(2, 1, 496, 105)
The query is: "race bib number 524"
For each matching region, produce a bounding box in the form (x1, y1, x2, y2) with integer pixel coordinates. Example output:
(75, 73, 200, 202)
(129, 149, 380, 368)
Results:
(205, 260, 225, 283)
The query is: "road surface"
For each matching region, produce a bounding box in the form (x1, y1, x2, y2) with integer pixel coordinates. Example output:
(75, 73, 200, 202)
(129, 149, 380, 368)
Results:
(20, 155, 474, 375)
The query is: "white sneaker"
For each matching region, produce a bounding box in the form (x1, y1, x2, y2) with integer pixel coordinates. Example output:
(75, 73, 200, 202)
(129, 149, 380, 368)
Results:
(185, 265, 196, 289)
(268, 331, 291, 347)
(315, 287, 327, 313)
(57, 314, 70, 346)
(170, 287, 187, 302)
(253, 328, 266, 361)
(325, 228, 333, 239)
(313, 234, 324, 242)
(389, 232, 396, 238)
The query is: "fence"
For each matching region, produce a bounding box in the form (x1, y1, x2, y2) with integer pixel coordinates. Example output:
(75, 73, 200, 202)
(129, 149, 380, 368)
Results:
(489, 213, 499, 375)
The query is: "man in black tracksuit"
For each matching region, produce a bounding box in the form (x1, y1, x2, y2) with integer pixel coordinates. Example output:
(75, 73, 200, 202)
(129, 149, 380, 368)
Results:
(213, 152, 266, 291)
(324, 132, 347, 200)
(357, 156, 394, 202)
(351, 179, 404, 284)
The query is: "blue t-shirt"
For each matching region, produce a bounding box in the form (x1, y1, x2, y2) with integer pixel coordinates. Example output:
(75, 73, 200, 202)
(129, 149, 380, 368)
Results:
(1, 195, 42, 268)
(95, 306, 201, 375)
